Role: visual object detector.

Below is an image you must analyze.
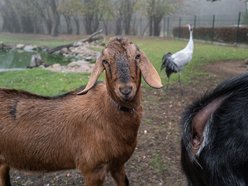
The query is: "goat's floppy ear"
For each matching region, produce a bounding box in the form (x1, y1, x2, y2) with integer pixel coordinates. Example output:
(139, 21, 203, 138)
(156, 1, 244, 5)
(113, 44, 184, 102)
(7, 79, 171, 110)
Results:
(77, 56, 104, 95)
(137, 52, 163, 89)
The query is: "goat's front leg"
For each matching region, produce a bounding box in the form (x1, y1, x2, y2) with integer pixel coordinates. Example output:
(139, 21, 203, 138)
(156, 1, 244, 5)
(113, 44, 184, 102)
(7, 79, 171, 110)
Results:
(79, 166, 107, 186)
(110, 164, 129, 186)
(0, 164, 11, 186)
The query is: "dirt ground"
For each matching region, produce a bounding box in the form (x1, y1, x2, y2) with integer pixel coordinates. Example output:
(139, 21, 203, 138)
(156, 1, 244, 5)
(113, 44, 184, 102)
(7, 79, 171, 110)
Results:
(9, 60, 248, 186)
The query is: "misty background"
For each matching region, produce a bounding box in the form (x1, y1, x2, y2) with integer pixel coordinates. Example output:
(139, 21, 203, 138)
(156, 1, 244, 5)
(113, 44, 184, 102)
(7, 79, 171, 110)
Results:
(0, 0, 247, 37)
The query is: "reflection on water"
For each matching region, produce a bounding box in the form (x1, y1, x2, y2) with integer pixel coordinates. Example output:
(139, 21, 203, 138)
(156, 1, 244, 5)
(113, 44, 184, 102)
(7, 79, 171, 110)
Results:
(0, 50, 71, 71)
(0, 68, 24, 72)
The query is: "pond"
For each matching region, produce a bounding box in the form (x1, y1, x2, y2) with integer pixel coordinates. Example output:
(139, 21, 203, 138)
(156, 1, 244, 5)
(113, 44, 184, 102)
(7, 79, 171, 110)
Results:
(0, 50, 71, 72)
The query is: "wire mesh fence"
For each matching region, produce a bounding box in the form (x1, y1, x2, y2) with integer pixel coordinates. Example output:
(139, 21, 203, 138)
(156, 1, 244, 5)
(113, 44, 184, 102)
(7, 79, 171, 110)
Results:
(160, 12, 247, 44)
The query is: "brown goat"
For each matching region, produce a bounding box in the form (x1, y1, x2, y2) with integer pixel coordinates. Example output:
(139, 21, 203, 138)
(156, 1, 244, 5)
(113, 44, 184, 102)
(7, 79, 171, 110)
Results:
(0, 37, 162, 186)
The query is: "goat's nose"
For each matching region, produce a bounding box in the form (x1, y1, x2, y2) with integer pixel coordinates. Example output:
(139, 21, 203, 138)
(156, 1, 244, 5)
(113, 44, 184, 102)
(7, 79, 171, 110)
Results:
(119, 86, 132, 96)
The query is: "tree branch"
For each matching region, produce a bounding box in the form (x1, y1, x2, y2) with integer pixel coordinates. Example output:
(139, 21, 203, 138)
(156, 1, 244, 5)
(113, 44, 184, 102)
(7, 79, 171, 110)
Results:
(48, 29, 103, 54)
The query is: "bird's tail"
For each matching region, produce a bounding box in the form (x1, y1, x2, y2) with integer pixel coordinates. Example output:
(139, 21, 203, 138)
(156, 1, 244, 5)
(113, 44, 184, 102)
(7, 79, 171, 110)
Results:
(161, 52, 178, 78)
(161, 52, 172, 71)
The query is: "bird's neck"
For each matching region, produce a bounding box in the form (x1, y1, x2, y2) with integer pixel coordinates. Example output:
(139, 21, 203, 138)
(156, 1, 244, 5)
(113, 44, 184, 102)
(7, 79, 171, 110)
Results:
(186, 31, 193, 51)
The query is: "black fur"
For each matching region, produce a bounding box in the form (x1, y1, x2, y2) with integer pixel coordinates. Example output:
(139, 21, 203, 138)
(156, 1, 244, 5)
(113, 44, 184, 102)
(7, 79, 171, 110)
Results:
(161, 52, 178, 78)
(5, 171, 11, 186)
(181, 73, 248, 186)
(116, 55, 131, 83)
(9, 100, 19, 120)
(125, 174, 129, 186)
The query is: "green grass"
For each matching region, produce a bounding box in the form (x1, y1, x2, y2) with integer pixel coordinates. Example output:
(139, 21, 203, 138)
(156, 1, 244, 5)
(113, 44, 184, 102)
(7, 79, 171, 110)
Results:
(0, 33, 74, 47)
(0, 34, 248, 95)
(0, 69, 89, 96)
(134, 38, 248, 85)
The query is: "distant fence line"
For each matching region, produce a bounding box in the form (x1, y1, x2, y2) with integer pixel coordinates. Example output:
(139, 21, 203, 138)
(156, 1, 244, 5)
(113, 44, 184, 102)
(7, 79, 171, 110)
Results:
(92, 12, 247, 44)
(80, 13, 245, 35)
(160, 12, 247, 44)
(0, 12, 247, 44)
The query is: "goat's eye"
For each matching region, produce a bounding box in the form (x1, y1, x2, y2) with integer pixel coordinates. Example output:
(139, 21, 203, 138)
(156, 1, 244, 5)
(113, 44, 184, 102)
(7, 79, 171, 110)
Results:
(102, 60, 109, 65)
(135, 54, 141, 60)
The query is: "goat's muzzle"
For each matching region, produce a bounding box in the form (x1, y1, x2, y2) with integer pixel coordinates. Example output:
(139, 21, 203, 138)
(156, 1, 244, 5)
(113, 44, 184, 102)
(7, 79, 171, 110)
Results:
(117, 83, 136, 102)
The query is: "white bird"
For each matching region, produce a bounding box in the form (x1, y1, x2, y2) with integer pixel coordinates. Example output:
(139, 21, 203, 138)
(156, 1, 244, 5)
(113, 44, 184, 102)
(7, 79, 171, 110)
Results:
(161, 24, 194, 94)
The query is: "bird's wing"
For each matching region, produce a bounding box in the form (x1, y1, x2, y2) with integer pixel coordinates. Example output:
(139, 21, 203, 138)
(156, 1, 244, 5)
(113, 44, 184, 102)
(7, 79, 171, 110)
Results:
(161, 52, 179, 78)
(171, 50, 192, 69)
(161, 52, 172, 70)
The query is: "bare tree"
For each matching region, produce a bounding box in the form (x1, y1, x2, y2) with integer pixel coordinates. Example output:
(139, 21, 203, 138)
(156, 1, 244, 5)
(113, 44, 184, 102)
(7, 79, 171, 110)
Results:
(81, 0, 100, 34)
(140, 0, 182, 36)
(100, 1, 113, 35)
(49, 0, 60, 36)
(28, 0, 53, 34)
(58, 0, 83, 34)
(112, 0, 138, 35)
(122, 0, 137, 35)
(0, 0, 62, 35)
(0, 0, 21, 32)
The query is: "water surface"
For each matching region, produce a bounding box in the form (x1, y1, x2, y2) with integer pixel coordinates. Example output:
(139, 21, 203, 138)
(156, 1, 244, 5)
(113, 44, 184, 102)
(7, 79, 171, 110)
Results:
(0, 50, 71, 71)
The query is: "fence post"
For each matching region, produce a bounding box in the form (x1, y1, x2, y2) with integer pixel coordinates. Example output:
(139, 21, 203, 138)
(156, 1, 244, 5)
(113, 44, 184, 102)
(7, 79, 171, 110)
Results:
(236, 12, 241, 44)
(163, 16, 166, 37)
(179, 17, 182, 38)
(140, 18, 143, 36)
(167, 17, 170, 37)
(211, 15, 215, 42)
(194, 15, 197, 28)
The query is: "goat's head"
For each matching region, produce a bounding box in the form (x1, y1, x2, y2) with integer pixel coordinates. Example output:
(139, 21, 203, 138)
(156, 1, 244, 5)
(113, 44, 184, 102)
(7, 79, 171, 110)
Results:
(78, 37, 162, 106)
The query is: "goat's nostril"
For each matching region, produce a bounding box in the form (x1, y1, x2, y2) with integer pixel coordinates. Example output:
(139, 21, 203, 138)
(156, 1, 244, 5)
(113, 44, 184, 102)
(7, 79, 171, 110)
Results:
(119, 87, 132, 96)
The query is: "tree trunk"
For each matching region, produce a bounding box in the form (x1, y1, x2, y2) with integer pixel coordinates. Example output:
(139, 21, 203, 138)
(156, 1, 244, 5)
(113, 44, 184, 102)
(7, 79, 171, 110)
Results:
(1, 0, 21, 33)
(153, 15, 163, 36)
(51, 16, 60, 36)
(50, 0, 60, 36)
(123, 0, 132, 35)
(73, 17, 80, 35)
(84, 14, 101, 35)
(29, 0, 52, 34)
(84, 16, 92, 34)
(64, 15, 73, 34)
(153, 17, 162, 36)
(115, 17, 122, 35)
(149, 16, 153, 36)
(124, 16, 131, 35)
(102, 19, 109, 35)
(92, 15, 100, 33)
(45, 20, 52, 34)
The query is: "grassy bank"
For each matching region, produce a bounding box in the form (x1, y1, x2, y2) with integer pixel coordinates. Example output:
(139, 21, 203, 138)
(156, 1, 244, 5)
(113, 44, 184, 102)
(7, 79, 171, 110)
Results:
(0, 33, 247, 95)
(0, 69, 89, 96)
(134, 37, 248, 84)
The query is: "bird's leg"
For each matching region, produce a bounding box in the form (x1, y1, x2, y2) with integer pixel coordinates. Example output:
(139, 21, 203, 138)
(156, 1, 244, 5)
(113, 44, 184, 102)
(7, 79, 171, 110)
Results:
(178, 72, 184, 96)
(165, 77, 170, 92)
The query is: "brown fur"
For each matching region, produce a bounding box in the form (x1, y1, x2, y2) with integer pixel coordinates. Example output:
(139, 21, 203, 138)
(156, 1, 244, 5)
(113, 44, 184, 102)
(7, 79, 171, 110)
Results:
(0, 37, 162, 186)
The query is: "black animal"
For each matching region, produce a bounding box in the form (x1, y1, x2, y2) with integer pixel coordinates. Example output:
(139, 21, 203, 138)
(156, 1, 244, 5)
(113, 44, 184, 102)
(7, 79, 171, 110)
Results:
(181, 73, 248, 186)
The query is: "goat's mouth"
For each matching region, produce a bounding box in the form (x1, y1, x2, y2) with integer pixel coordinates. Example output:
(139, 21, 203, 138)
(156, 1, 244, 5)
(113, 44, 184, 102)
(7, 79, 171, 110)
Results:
(116, 85, 136, 103)
(119, 94, 135, 102)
